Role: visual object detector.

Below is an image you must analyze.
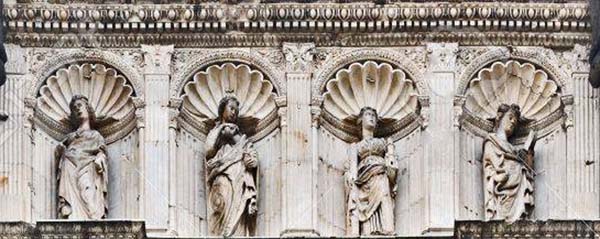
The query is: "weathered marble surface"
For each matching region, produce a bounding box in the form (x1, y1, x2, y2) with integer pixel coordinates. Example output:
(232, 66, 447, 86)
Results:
(455, 220, 600, 239)
(0, 220, 145, 239)
(589, 0, 600, 87)
(0, 1, 597, 238)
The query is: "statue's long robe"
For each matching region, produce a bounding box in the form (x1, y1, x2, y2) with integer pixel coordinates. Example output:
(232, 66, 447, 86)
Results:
(483, 134, 534, 223)
(349, 137, 396, 235)
(206, 128, 257, 237)
(57, 129, 108, 219)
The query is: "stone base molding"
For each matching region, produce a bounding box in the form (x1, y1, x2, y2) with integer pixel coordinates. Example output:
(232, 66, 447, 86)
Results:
(456, 220, 600, 239)
(0, 220, 146, 239)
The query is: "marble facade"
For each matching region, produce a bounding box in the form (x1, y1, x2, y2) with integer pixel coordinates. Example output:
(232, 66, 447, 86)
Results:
(0, 0, 597, 238)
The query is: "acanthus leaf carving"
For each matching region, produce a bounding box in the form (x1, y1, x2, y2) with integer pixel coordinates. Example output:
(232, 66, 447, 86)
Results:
(282, 42, 315, 72)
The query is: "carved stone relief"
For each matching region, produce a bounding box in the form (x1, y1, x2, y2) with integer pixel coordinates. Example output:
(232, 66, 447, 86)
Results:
(482, 104, 536, 223)
(35, 63, 137, 144)
(458, 60, 565, 141)
(344, 107, 398, 236)
(204, 96, 258, 237)
(56, 95, 108, 220)
(178, 62, 281, 236)
(320, 61, 422, 142)
(1, 1, 597, 238)
(28, 49, 145, 98)
(179, 63, 279, 141)
(319, 61, 425, 235)
(282, 43, 315, 72)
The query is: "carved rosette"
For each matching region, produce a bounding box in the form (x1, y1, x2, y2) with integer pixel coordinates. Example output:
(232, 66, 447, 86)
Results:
(321, 61, 422, 142)
(459, 60, 565, 140)
(35, 63, 137, 143)
(179, 63, 279, 141)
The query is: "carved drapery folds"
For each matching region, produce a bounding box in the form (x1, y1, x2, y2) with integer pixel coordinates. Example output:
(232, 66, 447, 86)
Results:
(179, 62, 278, 237)
(482, 104, 536, 223)
(33, 62, 138, 220)
(36, 63, 137, 143)
(56, 95, 108, 220)
(321, 61, 421, 143)
(321, 61, 422, 236)
(458, 60, 562, 223)
(180, 63, 279, 141)
(459, 60, 565, 140)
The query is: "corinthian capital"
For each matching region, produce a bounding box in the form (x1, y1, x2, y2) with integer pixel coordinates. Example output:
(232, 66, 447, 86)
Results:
(283, 42, 315, 73)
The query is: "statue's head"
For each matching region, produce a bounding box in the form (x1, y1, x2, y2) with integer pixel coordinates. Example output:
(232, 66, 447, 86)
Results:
(357, 107, 378, 136)
(494, 103, 522, 138)
(69, 94, 95, 128)
(218, 95, 240, 124)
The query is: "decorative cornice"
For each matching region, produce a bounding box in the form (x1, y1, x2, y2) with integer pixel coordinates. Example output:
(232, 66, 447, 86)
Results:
(4, 2, 591, 48)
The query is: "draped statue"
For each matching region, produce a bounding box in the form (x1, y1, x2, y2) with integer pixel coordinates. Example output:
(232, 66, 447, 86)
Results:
(55, 95, 108, 219)
(483, 104, 536, 223)
(205, 95, 258, 237)
(345, 107, 398, 236)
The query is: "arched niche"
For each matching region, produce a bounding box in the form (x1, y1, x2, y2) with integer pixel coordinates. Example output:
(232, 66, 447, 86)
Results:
(316, 60, 427, 236)
(178, 62, 280, 141)
(173, 62, 281, 236)
(172, 50, 285, 98)
(313, 49, 429, 102)
(30, 61, 142, 220)
(319, 60, 426, 143)
(454, 50, 575, 223)
(34, 62, 139, 144)
(456, 59, 568, 141)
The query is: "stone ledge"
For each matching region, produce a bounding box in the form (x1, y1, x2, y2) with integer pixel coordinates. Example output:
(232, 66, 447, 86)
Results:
(0, 220, 146, 239)
(455, 220, 600, 239)
(3, 220, 600, 238)
(0, 221, 35, 239)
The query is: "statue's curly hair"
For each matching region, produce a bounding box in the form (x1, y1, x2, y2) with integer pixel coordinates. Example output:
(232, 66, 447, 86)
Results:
(356, 107, 379, 127)
(493, 103, 522, 132)
(217, 95, 240, 123)
(69, 94, 96, 129)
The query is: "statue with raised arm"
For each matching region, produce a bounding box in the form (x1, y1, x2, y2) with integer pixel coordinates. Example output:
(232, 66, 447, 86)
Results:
(483, 104, 536, 223)
(205, 95, 258, 237)
(345, 107, 398, 236)
(56, 95, 108, 219)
